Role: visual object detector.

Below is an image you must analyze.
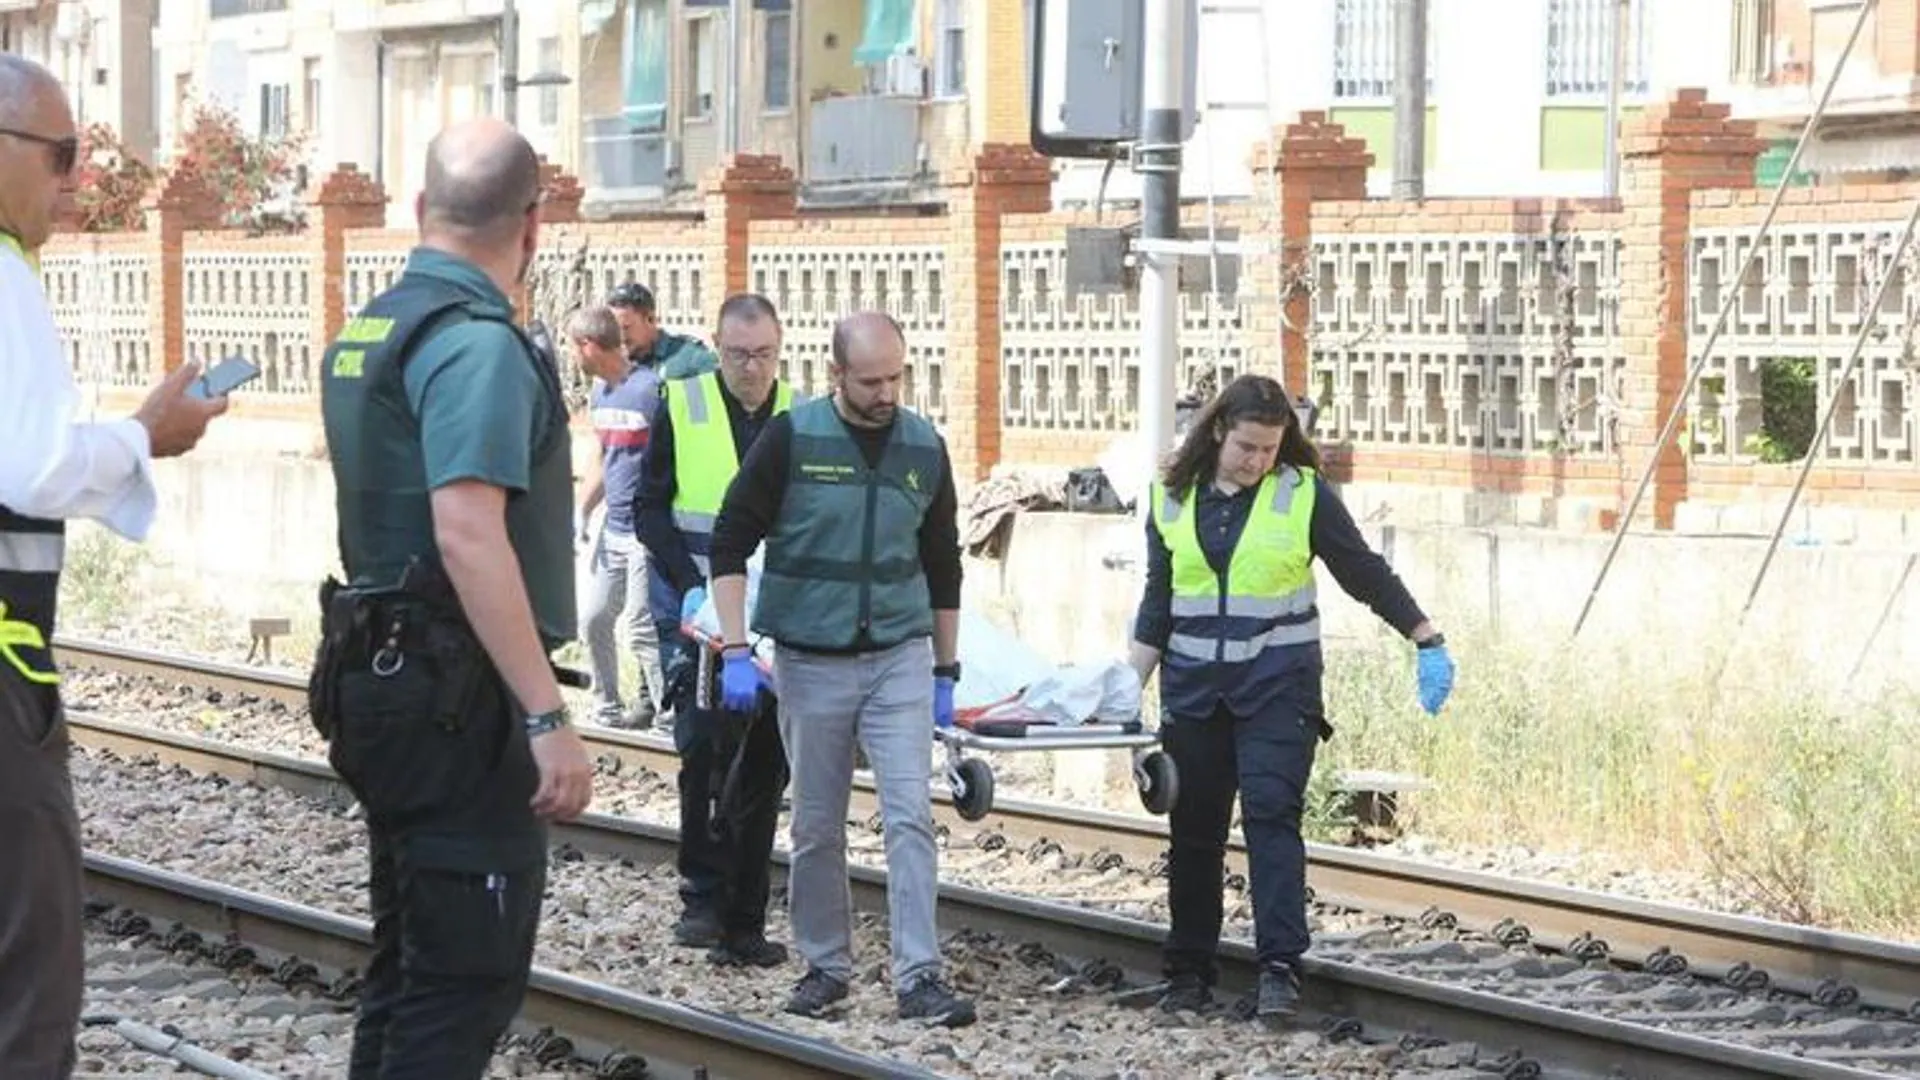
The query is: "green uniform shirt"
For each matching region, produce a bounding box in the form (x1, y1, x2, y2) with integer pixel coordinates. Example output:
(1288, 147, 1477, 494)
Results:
(324, 247, 576, 646)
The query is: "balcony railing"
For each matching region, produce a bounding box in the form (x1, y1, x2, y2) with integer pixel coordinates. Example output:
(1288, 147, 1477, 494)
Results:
(806, 94, 920, 187)
(210, 0, 289, 17)
(583, 117, 671, 193)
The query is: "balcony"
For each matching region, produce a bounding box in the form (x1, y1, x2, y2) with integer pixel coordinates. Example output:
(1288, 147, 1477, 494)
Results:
(806, 94, 921, 188)
(582, 116, 674, 196)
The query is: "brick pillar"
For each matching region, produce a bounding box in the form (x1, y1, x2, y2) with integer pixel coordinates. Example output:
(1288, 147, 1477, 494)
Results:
(1248, 113, 1372, 395)
(700, 154, 798, 330)
(142, 169, 220, 377)
(538, 157, 585, 225)
(1617, 89, 1763, 528)
(943, 143, 1052, 482)
(306, 165, 388, 356)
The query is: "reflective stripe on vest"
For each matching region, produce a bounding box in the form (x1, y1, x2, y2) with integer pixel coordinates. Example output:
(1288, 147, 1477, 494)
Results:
(666, 372, 794, 577)
(1152, 467, 1319, 664)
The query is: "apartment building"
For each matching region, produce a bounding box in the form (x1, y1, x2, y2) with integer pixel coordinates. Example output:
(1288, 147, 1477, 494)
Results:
(1061, 0, 1920, 207)
(1, 0, 157, 158)
(571, 0, 1030, 214)
(137, 0, 1026, 225)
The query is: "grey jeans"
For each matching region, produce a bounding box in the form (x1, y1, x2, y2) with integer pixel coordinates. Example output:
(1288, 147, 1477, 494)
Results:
(775, 637, 942, 990)
(581, 527, 663, 720)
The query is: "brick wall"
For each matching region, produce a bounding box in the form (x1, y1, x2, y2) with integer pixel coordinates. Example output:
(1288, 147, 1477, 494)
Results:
(37, 88, 1920, 532)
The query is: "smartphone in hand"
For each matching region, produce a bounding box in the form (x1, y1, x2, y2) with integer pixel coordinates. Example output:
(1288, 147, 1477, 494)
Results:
(187, 355, 263, 400)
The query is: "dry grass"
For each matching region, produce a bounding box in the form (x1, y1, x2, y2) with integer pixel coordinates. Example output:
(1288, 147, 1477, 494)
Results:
(1318, 621, 1920, 941)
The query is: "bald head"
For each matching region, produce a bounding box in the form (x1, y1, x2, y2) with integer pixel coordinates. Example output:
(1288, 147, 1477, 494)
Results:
(0, 54, 76, 251)
(0, 54, 64, 127)
(830, 311, 907, 368)
(829, 311, 908, 427)
(419, 117, 541, 247)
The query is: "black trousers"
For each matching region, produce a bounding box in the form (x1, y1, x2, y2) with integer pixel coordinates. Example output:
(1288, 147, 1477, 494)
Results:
(326, 655, 547, 1080)
(0, 674, 80, 1080)
(1162, 676, 1323, 985)
(670, 636, 787, 941)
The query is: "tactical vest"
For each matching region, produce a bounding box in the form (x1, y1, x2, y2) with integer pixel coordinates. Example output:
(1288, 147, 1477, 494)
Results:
(753, 398, 944, 651)
(0, 230, 63, 688)
(666, 371, 796, 578)
(1151, 467, 1321, 718)
(318, 270, 568, 586)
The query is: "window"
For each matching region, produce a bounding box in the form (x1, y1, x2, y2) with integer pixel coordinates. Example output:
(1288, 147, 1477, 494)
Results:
(303, 57, 321, 137)
(537, 36, 561, 125)
(623, 0, 668, 131)
(686, 15, 716, 119)
(1545, 0, 1649, 98)
(1331, 0, 1432, 101)
(258, 82, 289, 139)
(934, 0, 965, 98)
(763, 12, 792, 111)
(1730, 0, 1775, 84)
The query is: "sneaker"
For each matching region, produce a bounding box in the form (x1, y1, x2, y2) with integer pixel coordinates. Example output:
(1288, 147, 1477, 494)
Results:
(896, 975, 977, 1028)
(1256, 962, 1301, 1020)
(784, 969, 850, 1018)
(708, 934, 788, 969)
(672, 908, 722, 948)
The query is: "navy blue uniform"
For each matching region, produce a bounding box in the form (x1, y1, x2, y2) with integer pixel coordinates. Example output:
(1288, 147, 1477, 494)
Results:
(1135, 474, 1425, 984)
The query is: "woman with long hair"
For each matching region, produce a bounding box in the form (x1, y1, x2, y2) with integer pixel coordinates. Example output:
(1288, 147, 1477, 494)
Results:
(1127, 373, 1455, 1020)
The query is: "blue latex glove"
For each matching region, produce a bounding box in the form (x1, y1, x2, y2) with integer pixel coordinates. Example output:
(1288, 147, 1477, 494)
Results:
(720, 651, 762, 712)
(679, 585, 708, 625)
(1416, 644, 1455, 716)
(933, 675, 956, 729)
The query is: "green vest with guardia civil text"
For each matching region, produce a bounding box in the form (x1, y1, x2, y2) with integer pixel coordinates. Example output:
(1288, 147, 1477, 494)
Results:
(752, 397, 944, 651)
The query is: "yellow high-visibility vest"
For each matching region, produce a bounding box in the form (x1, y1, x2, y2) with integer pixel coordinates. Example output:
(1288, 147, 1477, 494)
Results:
(1150, 467, 1319, 664)
(665, 371, 794, 577)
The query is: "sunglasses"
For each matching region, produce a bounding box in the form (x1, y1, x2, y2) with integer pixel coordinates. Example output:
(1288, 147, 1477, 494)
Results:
(0, 128, 78, 176)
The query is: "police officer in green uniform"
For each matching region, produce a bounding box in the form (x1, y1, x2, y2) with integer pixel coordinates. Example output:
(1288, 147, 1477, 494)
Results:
(311, 117, 594, 1080)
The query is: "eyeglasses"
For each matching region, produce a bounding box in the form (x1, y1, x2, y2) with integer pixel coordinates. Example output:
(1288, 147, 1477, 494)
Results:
(722, 346, 778, 367)
(0, 128, 78, 177)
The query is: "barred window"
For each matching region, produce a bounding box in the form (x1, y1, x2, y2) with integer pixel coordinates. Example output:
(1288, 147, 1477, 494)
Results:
(1545, 0, 1650, 98)
(1333, 0, 1435, 102)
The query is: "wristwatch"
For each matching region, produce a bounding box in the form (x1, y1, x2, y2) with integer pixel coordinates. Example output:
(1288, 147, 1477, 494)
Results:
(1415, 633, 1447, 650)
(934, 662, 962, 682)
(524, 705, 572, 737)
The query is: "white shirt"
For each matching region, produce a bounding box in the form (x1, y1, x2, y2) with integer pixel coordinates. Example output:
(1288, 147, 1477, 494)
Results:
(0, 244, 157, 541)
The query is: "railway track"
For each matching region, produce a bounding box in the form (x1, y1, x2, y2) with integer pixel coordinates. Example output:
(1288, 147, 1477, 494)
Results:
(82, 851, 933, 1079)
(56, 636, 1920, 1012)
(55, 636, 1920, 1079)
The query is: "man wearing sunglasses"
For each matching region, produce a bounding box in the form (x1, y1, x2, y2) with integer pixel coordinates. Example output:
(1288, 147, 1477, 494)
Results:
(0, 55, 229, 1076)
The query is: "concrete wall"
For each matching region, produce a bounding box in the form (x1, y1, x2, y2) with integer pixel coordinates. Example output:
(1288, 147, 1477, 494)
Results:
(135, 438, 1920, 704)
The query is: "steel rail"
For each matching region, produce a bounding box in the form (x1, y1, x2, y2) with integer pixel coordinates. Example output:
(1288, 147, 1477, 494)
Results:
(67, 710, 1910, 1080)
(81, 851, 935, 1080)
(56, 636, 1920, 1016)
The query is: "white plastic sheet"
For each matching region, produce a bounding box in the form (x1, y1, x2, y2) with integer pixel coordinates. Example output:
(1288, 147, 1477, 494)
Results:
(685, 556, 1141, 725)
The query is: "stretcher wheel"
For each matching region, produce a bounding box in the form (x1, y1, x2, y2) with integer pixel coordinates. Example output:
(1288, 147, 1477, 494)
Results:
(949, 758, 995, 822)
(1136, 750, 1178, 815)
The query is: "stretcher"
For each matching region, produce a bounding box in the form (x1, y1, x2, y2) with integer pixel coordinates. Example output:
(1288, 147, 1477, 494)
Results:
(680, 608, 1177, 824)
